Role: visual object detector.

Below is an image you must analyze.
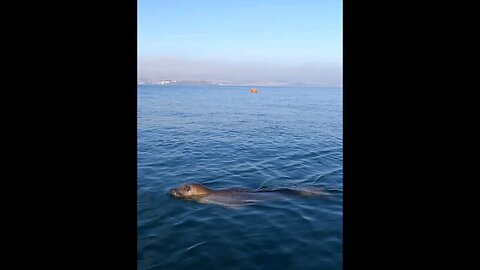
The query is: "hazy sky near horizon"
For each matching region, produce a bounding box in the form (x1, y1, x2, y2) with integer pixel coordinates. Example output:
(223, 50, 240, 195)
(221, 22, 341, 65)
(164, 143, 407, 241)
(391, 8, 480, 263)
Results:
(138, 0, 342, 85)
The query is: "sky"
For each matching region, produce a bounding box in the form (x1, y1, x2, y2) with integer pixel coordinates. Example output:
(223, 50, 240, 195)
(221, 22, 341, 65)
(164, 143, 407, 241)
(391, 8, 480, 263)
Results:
(138, 0, 342, 86)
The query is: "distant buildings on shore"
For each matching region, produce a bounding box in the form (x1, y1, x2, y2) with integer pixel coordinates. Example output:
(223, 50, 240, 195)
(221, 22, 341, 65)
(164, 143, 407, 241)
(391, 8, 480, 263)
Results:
(137, 79, 341, 88)
(137, 79, 177, 85)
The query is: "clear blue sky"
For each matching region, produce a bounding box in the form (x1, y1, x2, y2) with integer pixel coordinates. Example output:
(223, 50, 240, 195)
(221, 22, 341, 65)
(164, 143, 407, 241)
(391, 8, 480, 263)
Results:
(138, 0, 342, 85)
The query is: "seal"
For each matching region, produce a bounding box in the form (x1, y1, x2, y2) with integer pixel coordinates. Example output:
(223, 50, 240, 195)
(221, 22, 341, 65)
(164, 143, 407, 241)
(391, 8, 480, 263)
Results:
(169, 182, 329, 207)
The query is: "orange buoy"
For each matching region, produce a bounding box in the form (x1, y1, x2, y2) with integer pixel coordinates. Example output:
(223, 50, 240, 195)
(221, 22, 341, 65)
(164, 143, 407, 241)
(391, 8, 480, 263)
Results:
(250, 88, 258, 93)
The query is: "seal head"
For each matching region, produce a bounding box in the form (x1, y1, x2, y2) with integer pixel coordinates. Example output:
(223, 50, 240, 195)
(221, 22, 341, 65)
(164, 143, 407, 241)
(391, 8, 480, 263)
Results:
(170, 183, 211, 199)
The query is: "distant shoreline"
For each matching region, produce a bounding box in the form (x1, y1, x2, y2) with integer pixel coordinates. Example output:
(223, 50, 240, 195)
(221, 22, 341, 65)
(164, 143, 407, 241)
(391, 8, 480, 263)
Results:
(137, 82, 342, 88)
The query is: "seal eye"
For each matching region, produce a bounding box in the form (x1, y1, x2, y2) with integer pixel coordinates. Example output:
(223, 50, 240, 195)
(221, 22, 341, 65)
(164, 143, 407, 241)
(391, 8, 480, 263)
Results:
(184, 185, 190, 192)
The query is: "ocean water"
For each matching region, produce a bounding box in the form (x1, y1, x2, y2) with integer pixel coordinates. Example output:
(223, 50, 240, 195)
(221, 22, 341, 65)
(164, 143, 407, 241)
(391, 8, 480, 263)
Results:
(138, 84, 342, 270)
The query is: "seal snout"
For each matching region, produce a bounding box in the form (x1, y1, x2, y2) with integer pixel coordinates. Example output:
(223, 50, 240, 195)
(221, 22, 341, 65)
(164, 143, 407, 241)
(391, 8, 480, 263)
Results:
(169, 188, 183, 198)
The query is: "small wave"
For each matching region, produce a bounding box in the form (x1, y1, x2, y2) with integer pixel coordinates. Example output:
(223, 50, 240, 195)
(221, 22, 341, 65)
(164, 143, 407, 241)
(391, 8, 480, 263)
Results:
(185, 241, 208, 251)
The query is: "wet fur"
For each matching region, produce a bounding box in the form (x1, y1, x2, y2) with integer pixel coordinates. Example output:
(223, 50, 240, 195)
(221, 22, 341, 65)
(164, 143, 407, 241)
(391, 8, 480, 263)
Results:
(170, 183, 329, 206)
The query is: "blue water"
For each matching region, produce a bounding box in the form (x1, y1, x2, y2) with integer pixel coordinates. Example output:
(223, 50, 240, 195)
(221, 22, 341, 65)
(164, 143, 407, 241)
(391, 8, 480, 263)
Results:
(138, 84, 342, 270)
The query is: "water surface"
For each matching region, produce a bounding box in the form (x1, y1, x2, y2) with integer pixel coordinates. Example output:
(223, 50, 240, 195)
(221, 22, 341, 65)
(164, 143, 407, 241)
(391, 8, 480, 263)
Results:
(138, 84, 342, 270)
